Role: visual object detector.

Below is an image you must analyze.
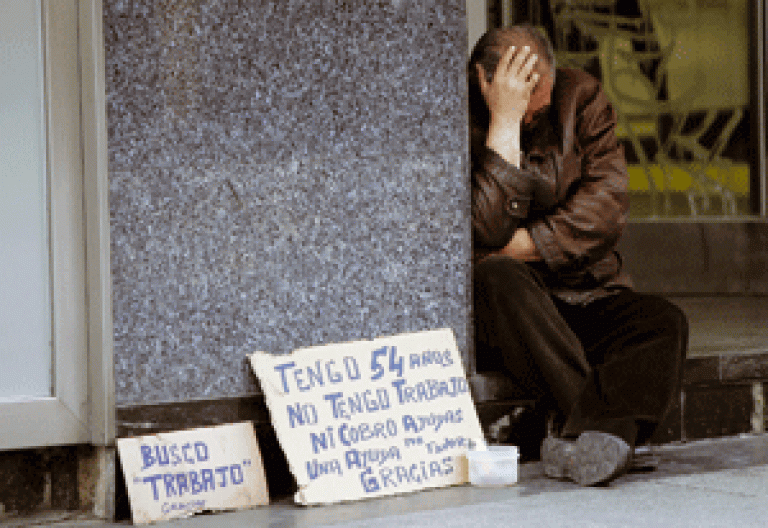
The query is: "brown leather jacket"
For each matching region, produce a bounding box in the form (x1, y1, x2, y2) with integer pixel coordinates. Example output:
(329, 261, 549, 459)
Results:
(472, 67, 632, 304)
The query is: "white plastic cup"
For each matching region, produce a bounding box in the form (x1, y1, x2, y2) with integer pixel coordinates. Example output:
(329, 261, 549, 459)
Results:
(466, 445, 519, 486)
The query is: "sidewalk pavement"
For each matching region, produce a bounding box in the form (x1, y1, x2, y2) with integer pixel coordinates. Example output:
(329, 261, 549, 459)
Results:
(14, 434, 768, 528)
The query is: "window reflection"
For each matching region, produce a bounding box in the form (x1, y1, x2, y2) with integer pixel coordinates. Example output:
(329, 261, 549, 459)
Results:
(488, 0, 755, 217)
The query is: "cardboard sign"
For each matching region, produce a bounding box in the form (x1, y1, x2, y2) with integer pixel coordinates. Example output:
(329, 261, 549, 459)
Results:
(249, 328, 484, 505)
(117, 422, 269, 525)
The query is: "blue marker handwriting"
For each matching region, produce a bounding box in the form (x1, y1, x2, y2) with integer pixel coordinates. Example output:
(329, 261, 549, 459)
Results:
(309, 418, 399, 454)
(345, 446, 402, 469)
(370, 346, 404, 380)
(426, 436, 469, 455)
(409, 350, 454, 369)
(390, 377, 469, 405)
(402, 409, 463, 434)
(403, 436, 424, 447)
(273, 356, 362, 394)
(141, 442, 209, 470)
(161, 499, 206, 516)
(137, 460, 251, 502)
(306, 457, 342, 480)
(323, 388, 391, 420)
(359, 456, 455, 493)
(273, 346, 457, 396)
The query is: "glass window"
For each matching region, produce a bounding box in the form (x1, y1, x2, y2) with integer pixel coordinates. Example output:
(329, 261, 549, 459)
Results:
(486, 0, 762, 218)
(0, 0, 51, 397)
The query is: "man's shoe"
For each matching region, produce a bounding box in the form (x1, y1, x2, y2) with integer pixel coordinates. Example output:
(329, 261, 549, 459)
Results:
(541, 431, 632, 486)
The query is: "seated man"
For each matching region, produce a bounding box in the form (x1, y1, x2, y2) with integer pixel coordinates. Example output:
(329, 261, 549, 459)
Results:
(469, 26, 688, 486)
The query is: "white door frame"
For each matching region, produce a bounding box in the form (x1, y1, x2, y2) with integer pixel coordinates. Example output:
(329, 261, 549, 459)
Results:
(467, 0, 488, 54)
(0, 0, 113, 450)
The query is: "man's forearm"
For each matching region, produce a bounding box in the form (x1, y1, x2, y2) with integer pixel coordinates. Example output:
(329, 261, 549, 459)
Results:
(471, 145, 539, 250)
(485, 124, 522, 168)
(476, 44, 537, 169)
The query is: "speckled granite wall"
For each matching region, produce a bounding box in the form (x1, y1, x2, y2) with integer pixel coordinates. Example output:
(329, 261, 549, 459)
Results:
(105, 0, 470, 405)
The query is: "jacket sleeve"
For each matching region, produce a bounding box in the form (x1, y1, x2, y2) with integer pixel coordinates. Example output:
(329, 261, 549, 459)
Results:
(527, 84, 629, 272)
(471, 146, 538, 249)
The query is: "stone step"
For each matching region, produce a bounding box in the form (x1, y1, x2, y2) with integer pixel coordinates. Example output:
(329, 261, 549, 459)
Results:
(471, 351, 768, 445)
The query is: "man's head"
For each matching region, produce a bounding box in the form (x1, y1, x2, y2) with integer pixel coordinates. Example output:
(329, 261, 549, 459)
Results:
(468, 26, 557, 126)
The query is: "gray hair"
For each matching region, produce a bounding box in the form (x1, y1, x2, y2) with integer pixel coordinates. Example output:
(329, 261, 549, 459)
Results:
(468, 25, 557, 86)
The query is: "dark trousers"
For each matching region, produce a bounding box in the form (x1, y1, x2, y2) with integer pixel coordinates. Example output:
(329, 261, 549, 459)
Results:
(473, 256, 688, 446)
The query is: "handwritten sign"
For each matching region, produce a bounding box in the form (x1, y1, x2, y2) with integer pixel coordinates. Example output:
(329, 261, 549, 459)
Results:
(249, 328, 484, 505)
(117, 422, 269, 524)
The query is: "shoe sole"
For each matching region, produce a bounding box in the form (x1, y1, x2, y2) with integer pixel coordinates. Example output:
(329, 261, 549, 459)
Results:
(542, 432, 632, 486)
(541, 437, 573, 480)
